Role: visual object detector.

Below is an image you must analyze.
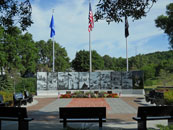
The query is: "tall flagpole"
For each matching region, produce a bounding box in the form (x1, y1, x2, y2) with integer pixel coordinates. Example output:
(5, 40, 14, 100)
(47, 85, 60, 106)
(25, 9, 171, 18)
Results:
(89, 31, 92, 73)
(52, 9, 55, 72)
(126, 37, 128, 72)
(125, 16, 129, 72)
(89, 0, 92, 73)
(88, 0, 94, 89)
(89, 25, 92, 89)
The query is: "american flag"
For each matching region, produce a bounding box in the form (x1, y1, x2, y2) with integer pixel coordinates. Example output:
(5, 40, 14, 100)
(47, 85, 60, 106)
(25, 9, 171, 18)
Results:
(88, 2, 94, 32)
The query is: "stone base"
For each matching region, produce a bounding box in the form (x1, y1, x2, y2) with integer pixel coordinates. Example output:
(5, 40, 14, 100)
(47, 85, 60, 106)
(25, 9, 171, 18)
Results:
(37, 89, 144, 96)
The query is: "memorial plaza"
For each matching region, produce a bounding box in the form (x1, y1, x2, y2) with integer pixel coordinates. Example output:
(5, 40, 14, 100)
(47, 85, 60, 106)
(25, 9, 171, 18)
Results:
(1, 94, 167, 130)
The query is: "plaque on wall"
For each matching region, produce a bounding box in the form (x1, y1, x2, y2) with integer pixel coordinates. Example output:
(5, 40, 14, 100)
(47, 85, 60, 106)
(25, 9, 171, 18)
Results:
(58, 72, 69, 90)
(132, 71, 144, 89)
(68, 72, 79, 89)
(111, 71, 122, 89)
(79, 72, 89, 89)
(90, 72, 101, 89)
(37, 72, 47, 90)
(100, 72, 111, 89)
(121, 72, 133, 89)
(47, 72, 58, 90)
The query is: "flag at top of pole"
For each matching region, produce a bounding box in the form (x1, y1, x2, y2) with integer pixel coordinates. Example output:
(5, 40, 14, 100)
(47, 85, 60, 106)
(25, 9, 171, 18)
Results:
(88, 2, 94, 32)
(50, 15, 55, 38)
(125, 16, 129, 38)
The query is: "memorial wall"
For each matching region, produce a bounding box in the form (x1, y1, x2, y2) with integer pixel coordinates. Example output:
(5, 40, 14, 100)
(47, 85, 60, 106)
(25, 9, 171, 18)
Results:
(37, 71, 144, 90)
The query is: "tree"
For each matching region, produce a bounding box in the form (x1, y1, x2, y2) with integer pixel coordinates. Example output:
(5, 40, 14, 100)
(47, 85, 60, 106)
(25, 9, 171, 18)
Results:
(72, 50, 90, 72)
(141, 64, 156, 80)
(72, 50, 104, 72)
(114, 57, 126, 71)
(18, 32, 38, 76)
(103, 55, 114, 70)
(0, 0, 33, 31)
(94, 0, 157, 23)
(155, 3, 173, 49)
(36, 39, 70, 72)
(0, 26, 7, 75)
(3, 27, 23, 73)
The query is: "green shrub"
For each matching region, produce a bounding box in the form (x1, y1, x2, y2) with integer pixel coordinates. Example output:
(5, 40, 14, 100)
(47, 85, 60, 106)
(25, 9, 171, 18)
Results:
(85, 91, 95, 98)
(144, 79, 153, 86)
(164, 90, 173, 105)
(0, 75, 13, 91)
(0, 91, 13, 102)
(98, 91, 105, 98)
(156, 124, 173, 130)
(15, 78, 36, 94)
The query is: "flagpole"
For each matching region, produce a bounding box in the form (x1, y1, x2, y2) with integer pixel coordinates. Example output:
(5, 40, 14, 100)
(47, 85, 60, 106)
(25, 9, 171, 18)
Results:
(89, 0, 92, 89)
(126, 37, 128, 72)
(125, 16, 129, 72)
(52, 9, 55, 72)
(52, 35, 55, 73)
(89, 30, 92, 89)
(89, 32, 92, 73)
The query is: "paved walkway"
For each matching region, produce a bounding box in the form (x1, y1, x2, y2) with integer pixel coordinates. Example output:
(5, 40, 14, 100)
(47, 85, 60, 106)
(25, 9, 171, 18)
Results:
(2, 95, 167, 130)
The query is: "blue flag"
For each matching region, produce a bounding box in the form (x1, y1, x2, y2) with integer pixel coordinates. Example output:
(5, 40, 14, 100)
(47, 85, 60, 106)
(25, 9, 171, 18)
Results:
(50, 15, 55, 38)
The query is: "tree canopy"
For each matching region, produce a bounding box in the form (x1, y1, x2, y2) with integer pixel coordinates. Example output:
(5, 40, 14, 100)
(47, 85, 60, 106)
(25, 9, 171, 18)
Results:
(155, 3, 173, 49)
(72, 50, 104, 72)
(0, 0, 32, 31)
(94, 0, 157, 23)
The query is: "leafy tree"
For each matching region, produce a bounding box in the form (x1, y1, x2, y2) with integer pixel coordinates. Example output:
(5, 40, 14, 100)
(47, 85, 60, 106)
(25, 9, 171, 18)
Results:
(94, 0, 157, 23)
(0, 26, 7, 75)
(0, 75, 13, 91)
(103, 55, 114, 70)
(159, 69, 172, 86)
(72, 50, 90, 72)
(36, 39, 70, 72)
(114, 57, 126, 71)
(141, 64, 156, 80)
(92, 50, 104, 70)
(0, 0, 33, 31)
(3, 27, 23, 73)
(18, 32, 38, 76)
(155, 3, 173, 49)
(72, 50, 104, 72)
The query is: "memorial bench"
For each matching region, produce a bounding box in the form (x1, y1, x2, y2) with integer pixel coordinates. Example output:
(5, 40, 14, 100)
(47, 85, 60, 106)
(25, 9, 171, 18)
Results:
(59, 107, 106, 129)
(24, 91, 33, 103)
(0, 107, 33, 130)
(13, 93, 27, 107)
(133, 106, 173, 130)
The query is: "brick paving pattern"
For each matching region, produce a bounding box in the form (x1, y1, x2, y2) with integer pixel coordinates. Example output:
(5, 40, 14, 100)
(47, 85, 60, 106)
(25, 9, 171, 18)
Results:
(66, 98, 111, 110)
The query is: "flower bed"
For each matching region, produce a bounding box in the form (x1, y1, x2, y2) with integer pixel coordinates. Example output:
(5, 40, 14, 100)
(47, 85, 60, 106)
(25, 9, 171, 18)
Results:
(59, 91, 119, 98)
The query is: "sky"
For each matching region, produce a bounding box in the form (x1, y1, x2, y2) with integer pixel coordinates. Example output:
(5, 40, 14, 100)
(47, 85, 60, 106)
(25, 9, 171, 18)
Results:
(28, 0, 172, 61)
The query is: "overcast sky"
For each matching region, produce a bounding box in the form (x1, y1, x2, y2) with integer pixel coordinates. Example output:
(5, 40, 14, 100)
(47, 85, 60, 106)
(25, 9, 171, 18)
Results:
(28, 0, 172, 61)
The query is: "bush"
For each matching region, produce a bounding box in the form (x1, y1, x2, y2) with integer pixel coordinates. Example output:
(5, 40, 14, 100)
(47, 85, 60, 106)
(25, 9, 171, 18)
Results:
(164, 90, 173, 105)
(156, 124, 173, 130)
(144, 79, 153, 86)
(98, 91, 105, 98)
(15, 78, 36, 94)
(0, 91, 13, 102)
(85, 91, 95, 98)
(60, 91, 119, 98)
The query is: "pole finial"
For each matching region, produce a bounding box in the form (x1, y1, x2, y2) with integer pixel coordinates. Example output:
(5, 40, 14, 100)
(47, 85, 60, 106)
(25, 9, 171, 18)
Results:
(52, 9, 54, 14)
